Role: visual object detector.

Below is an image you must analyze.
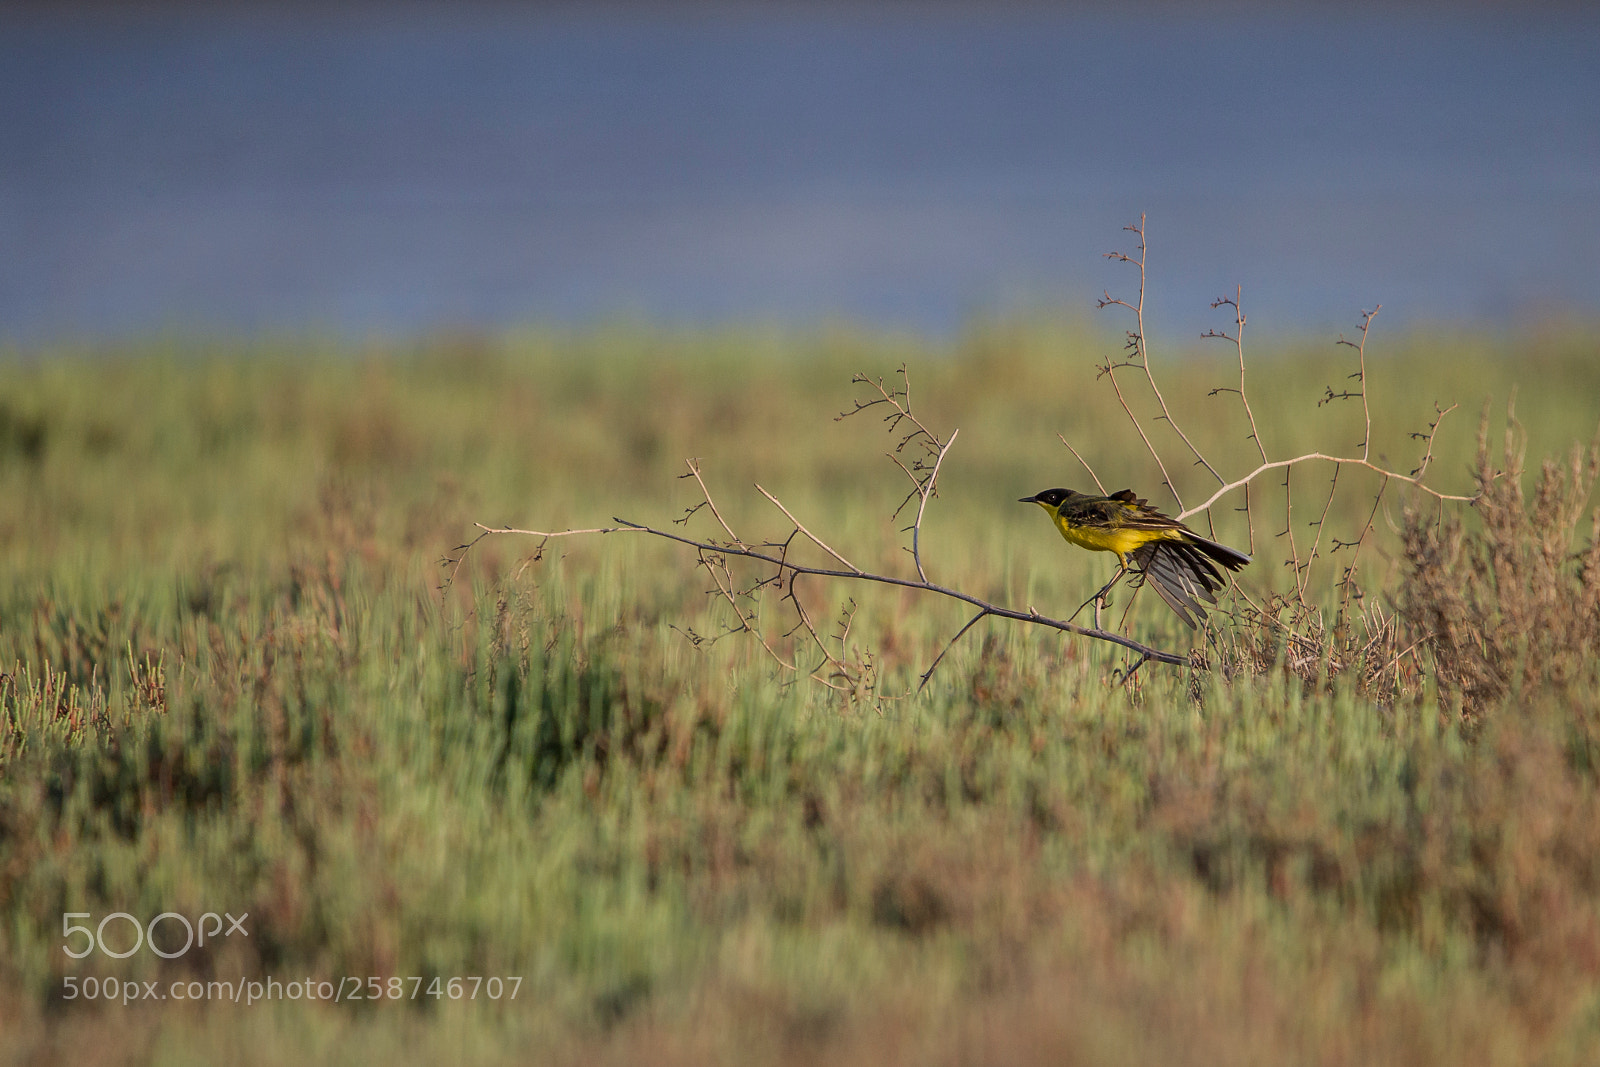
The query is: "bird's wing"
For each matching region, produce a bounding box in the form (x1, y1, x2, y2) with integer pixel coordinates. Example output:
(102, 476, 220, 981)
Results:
(1133, 551, 1201, 628)
(1130, 541, 1225, 630)
(1064, 496, 1125, 530)
(1112, 499, 1187, 533)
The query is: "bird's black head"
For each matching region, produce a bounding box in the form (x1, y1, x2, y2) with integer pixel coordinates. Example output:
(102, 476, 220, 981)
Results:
(1019, 488, 1074, 508)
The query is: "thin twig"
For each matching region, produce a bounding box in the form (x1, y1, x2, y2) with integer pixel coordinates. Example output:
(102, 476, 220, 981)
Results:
(1098, 220, 1183, 507)
(441, 523, 630, 593)
(1176, 452, 1476, 523)
(703, 545, 819, 683)
(464, 521, 1190, 668)
(1411, 402, 1458, 481)
(1336, 479, 1387, 615)
(1282, 465, 1300, 594)
(1211, 288, 1268, 466)
(472, 523, 630, 539)
(1097, 216, 1225, 504)
(1302, 465, 1341, 591)
(1098, 357, 1181, 507)
(918, 609, 993, 692)
(626, 518, 1191, 663)
(1332, 305, 1380, 460)
(909, 428, 959, 583)
(1057, 435, 1108, 495)
(681, 458, 744, 546)
(755, 484, 862, 575)
(1201, 287, 1267, 551)
(782, 572, 854, 689)
(1112, 651, 1153, 687)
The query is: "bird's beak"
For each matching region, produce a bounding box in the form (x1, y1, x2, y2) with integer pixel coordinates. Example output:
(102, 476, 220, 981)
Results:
(1018, 495, 1035, 503)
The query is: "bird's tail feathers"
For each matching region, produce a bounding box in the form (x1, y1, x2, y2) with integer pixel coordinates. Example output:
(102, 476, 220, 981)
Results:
(1130, 540, 1232, 630)
(1185, 532, 1251, 572)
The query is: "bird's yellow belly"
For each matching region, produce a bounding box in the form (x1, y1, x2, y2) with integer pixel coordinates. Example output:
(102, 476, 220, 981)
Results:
(1052, 514, 1178, 558)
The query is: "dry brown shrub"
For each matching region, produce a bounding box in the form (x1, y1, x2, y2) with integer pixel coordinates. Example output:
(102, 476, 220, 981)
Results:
(1205, 592, 1418, 710)
(1399, 411, 1600, 720)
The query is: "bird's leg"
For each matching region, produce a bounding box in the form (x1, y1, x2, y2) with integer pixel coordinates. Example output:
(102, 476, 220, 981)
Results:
(1093, 560, 1128, 628)
(1070, 559, 1129, 629)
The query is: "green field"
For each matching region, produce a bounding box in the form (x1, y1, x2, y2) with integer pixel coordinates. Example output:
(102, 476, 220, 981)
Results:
(3, 317, 1600, 1064)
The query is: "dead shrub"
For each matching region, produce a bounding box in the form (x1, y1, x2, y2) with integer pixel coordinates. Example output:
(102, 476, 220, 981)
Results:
(1399, 411, 1600, 719)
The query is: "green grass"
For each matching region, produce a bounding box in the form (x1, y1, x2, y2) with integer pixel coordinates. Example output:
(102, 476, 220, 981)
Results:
(3, 319, 1600, 1064)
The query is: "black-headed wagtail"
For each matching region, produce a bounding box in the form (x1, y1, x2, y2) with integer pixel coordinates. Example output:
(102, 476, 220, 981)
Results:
(1020, 487, 1250, 629)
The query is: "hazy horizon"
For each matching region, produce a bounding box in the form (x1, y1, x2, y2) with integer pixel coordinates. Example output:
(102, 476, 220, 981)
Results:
(4, 3, 1598, 345)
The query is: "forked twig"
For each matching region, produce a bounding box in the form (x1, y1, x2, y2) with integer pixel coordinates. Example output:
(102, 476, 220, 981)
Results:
(1203, 288, 1269, 468)
(1097, 215, 1225, 508)
(456, 455, 1191, 701)
(1175, 450, 1476, 522)
(455, 364, 1193, 699)
(837, 365, 958, 584)
(440, 523, 623, 594)
(604, 516, 1189, 667)
(755, 484, 862, 575)
(1087, 219, 1483, 689)
(1331, 307, 1380, 461)
(1203, 287, 1266, 547)
(681, 458, 744, 546)
(455, 512, 1188, 680)
(908, 429, 959, 583)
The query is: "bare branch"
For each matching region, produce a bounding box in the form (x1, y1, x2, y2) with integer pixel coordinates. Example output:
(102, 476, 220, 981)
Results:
(838, 365, 959, 585)
(680, 458, 743, 546)
(1057, 434, 1108, 495)
(782, 572, 855, 689)
(1332, 305, 1381, 459)
(1282, 465, 1302, 595)
(1096, 216, 1225, 506)
(700, 544, 820, 684)
(918, 609, 993, 692)
(755, 484, 863, 575)
(1337, 478, 1386, 616)
(472, 522, 633, 539)
(1097, 356, 1181, 506)
(909, 428, 958, 583)
(1097, 219, 1182, 507)
(1301, 465, 1342, 599)
(1411, 402, 1458, 481)
(837, 365, 944, 447)
(463, 519, 1190, 669)
(633, 518, 1190, 664)
(1206, 287, 1268, 466)
(1177, 451, 1476, 524)
(441, 521, 634, 593)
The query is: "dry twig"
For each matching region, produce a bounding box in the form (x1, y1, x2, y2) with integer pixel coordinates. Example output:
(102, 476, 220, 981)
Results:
(449, 364, 1189, 699)
(1089, 221, 1481, 689)
(449, 218, 1487, 699)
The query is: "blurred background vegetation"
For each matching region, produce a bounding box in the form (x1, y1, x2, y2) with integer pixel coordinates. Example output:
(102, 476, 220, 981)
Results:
(11, 3, 1600, 1062)
(3, 320, 1600, 1063)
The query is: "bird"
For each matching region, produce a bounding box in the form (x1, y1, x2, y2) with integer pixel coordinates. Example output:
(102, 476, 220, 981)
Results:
(1019, 487, 1251, 629)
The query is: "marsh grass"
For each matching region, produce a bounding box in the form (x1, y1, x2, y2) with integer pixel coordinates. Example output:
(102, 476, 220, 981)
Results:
(2, 321, 1600, 1064)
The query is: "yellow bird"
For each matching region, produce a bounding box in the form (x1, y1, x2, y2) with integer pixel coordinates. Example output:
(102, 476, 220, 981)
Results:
(1020, 487, 1251, 629)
